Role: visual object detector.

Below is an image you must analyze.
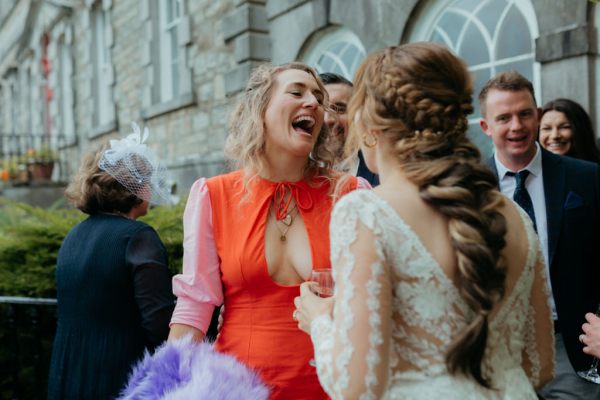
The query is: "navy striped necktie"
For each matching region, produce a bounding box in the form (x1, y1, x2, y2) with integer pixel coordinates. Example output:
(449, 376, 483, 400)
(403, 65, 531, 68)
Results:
(507, 170, 537, 232)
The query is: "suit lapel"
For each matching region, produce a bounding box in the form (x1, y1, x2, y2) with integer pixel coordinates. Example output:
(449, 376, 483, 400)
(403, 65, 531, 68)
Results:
(486, 156, 498, 177)
(541, 149, 565, 267)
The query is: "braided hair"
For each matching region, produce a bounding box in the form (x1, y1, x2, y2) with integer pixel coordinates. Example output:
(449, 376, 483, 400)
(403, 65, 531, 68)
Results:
(347, 43, 507, 388)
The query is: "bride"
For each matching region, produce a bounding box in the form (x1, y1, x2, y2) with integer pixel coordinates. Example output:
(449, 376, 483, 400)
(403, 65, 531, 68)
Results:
(294, 43, 555, 399)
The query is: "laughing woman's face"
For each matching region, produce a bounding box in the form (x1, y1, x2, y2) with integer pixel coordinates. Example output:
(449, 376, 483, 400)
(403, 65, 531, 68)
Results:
(263, 69, 325, 159)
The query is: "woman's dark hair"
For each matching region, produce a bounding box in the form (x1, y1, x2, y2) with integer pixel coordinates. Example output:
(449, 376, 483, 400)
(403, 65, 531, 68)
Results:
(319, 72, 353, 87)
(347, 43, 507, 388)
(65, 144, 143, 215)
(541, 98, 600, 164)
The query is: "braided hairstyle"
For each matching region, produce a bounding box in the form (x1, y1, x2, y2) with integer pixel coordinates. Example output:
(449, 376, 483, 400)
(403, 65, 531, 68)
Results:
(347, 43, 507, 388)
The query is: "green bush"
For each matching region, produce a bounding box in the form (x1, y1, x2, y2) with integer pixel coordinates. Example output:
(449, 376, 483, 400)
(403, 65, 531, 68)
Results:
(0, 198, 185, 298)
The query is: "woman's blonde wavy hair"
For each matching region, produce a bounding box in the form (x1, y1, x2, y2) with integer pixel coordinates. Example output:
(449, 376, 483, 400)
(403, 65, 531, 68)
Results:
(225, 62, 337, 190)
(345, 43, 508, 388)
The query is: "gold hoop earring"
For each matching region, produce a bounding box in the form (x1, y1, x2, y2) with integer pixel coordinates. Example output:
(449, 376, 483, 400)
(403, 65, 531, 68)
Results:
(362, 133, 378, 148)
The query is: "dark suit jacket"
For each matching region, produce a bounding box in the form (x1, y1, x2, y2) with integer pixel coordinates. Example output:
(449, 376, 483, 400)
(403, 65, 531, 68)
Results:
(487, 148, 600, 371)
(357, 151, 379, 186)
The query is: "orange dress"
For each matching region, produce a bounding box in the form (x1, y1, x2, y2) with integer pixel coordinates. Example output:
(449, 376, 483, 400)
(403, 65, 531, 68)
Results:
(206, 170, 358, 399)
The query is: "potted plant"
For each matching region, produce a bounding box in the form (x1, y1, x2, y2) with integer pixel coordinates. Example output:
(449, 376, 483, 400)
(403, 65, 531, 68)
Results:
(5, 155, 29, 184)
(26, 146, 57, 181)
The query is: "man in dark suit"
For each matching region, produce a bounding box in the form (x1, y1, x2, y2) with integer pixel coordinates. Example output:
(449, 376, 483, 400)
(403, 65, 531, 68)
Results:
(319, 72, 379, 186)
(479, 71, 600, 399)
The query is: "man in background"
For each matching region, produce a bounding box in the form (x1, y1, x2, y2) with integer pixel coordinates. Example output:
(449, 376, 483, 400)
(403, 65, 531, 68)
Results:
(319, 72, 379, 186)
(479, 71, 600, 399)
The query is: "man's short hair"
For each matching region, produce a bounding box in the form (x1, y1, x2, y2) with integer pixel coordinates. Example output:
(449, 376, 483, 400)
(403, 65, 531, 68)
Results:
(478, 71, 535, 117)
(319, 72, 353, 87)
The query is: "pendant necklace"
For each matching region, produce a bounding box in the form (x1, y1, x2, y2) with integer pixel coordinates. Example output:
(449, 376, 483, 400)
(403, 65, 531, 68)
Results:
(271, 202, 298, 242)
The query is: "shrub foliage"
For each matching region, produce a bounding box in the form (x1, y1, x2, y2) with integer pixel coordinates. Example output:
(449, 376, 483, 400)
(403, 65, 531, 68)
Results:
(0, 198, 185, 298)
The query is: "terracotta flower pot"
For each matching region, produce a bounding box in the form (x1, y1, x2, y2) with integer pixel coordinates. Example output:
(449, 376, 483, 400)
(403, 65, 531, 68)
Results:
(29, 162, 54, 181)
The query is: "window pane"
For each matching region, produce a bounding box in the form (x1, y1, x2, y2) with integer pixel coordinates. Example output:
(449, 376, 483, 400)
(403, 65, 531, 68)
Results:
(166, 0, 174, 23)
(348, 48, 365, 78)
(470, 67, 492, 120)
(458, 22, 489, 65)
(494, 58, 534, 82)
(476, 0, 508, 41)
(455, 0, 481, 11)
(170, 28, 178, 61)
(341, 44, 358, 72)
(332, 63, 345, 77)
(431, 29, 453, 48)
(437, 11, 468, 46)
(318, 54, 335, 73)
(330, 42, 345, 54)
(495, 4, 532, 59)
(170, 28, 179, 96)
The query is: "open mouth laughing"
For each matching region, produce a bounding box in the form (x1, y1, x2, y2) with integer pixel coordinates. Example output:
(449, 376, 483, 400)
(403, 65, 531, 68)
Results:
(292, 115, 316, 137)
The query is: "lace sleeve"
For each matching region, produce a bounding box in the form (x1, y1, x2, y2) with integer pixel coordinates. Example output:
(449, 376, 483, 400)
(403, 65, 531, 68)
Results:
(311, 192, 392, 400)
(521, 223, 555, 389)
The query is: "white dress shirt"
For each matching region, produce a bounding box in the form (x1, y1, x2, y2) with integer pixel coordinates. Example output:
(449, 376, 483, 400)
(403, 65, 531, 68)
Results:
(494, 143, 556, 319)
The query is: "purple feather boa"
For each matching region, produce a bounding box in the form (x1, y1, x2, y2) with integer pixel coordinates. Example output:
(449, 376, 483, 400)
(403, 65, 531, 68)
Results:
(118, 335, 270, 400)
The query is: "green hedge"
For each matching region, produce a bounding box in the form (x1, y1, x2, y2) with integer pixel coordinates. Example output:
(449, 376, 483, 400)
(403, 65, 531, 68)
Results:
(0, 198, 185, 298)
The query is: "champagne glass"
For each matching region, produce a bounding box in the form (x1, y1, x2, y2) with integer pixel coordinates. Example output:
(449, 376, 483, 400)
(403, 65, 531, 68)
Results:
(307, 268, 334, 367)
(577, 303, 600, 384)
(309, 268, 334, 298)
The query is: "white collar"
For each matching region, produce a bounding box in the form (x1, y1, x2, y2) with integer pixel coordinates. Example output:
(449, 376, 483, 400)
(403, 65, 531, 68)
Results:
(494, 142, 542, 179)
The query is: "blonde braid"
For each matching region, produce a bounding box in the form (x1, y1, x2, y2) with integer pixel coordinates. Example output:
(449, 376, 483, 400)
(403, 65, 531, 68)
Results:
(349, 43, 507, 388)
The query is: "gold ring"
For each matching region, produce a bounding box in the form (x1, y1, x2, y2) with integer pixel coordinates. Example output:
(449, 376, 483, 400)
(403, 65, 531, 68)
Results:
(292, 310, 299, 321)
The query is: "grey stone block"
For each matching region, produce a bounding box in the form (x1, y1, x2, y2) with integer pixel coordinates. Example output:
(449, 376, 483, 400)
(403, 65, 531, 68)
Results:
(266, 0, 308, 20)
(268, 0, 327, 63)
(235, 0, 266, 7)
(536, 25, 594, 63)
(222, 3, 268, 42)
(224, 61, 265, 95)
(234, 32, 271, 63)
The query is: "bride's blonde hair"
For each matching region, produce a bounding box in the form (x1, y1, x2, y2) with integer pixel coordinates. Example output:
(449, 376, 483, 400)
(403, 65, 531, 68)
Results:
(346, 43, 507, 388)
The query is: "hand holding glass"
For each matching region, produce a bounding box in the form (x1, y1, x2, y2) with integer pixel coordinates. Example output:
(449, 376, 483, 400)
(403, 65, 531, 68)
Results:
(577, 303, 600, 384)
(307, 268, 334, 367)
(310, 269, 334, 298)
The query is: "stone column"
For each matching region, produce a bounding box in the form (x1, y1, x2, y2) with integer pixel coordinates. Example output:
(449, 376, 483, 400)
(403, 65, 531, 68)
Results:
(222, 0, 270, 96)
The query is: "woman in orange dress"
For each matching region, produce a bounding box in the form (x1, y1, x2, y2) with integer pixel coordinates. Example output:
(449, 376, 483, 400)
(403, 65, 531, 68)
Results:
(168, 62, 369, 399)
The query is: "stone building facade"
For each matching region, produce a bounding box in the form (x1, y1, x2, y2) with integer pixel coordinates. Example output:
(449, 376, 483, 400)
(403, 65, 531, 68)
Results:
(0, 0, 599, 196)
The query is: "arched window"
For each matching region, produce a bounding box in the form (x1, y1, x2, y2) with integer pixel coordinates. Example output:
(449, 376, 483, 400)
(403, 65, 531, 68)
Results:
(301, 27, 366, 81)
(406, 0, 540, 156)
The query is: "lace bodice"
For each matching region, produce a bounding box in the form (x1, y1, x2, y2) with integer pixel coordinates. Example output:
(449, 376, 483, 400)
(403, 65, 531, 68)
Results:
(310, 190, 554, 400)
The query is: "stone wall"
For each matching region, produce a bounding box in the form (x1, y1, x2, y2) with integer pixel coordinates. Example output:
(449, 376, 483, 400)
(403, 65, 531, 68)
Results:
(1, 0, 600, 203)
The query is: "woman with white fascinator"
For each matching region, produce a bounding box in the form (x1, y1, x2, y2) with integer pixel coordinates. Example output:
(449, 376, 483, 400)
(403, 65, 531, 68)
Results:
(47, 123, 176, 400)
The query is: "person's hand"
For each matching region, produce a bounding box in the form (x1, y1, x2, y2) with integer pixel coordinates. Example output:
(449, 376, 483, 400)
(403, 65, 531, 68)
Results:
(293, 282, 334, 334)
(581, 313, 600, 358)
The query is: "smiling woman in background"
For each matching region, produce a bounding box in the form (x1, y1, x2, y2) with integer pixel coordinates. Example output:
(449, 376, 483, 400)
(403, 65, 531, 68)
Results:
(539, 98, 600, 164)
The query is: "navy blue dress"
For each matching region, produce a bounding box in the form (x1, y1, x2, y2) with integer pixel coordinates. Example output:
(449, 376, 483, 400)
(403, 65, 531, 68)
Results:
(47, 214, 174, 400)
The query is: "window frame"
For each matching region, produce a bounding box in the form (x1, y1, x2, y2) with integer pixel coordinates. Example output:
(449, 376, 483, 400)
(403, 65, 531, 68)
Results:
(301, 26, 366, 81)
(58, 32, 76, 144)
(404, 0, 540, 156)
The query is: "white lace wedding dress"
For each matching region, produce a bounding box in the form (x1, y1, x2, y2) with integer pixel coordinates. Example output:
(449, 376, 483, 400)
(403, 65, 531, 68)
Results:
(310, 190, 554, 400)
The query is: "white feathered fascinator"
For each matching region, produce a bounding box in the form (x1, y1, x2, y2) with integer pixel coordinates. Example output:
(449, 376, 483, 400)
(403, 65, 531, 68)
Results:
(99, 123, 174, 204)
